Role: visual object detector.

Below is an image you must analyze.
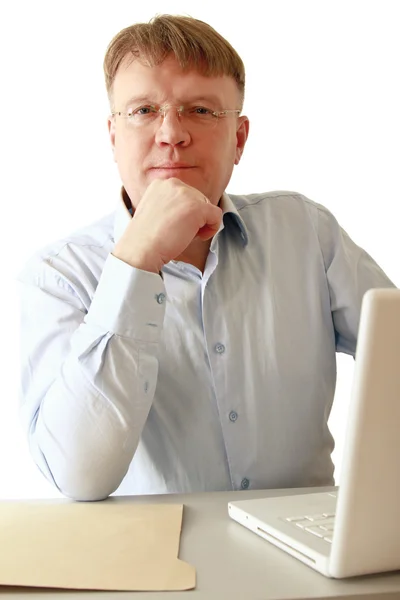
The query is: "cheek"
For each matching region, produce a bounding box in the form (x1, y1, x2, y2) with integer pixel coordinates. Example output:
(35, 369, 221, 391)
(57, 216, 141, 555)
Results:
(115, 137, 143, 173)
(208, 133, 237, 167)
(115, 134, 133, 160)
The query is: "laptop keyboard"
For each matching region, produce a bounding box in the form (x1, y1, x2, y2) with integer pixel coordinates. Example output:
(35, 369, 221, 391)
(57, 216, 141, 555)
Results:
(284, 512, 335, 543)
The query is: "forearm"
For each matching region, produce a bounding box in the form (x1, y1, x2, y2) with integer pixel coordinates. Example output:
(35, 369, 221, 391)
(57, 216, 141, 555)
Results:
(31, 333, 157, 501)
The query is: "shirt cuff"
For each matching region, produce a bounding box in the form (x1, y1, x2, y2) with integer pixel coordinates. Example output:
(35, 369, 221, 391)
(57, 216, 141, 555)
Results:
(85, 253, 166, 341)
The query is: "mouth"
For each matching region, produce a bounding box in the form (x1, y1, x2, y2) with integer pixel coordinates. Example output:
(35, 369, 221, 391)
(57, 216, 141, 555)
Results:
(150, 166, 195, 171)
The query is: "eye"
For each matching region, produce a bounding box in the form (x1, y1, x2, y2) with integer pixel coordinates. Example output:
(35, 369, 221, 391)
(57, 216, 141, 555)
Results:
(187, 106, 217, 122)
(128, 105, 157, 117)
(191, 106, 213, 115)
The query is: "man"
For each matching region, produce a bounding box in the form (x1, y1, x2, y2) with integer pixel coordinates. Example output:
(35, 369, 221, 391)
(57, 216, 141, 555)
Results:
(18, 15, 394, 501)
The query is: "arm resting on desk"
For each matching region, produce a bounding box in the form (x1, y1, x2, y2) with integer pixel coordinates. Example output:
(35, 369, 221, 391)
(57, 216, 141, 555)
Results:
(18, 253, 165, 501)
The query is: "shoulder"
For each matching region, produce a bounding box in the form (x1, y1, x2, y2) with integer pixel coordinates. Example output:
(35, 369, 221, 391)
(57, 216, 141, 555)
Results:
(229, 190, 330, 213)
(17, 211, 115, 291)
(227, 190, 336, 229)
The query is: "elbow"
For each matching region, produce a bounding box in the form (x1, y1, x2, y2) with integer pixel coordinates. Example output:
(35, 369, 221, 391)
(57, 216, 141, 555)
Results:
(34, 452, 124, 502)
(28, 428, 131, 502)
(55, 469, 122, 502)
(63, 488, 112, 503)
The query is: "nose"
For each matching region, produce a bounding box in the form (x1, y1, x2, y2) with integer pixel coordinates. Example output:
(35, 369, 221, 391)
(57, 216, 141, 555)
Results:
(154, 108, 191, 148)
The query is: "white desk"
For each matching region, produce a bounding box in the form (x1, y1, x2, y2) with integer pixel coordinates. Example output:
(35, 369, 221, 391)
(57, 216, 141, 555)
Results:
(2, 486, 400, 599)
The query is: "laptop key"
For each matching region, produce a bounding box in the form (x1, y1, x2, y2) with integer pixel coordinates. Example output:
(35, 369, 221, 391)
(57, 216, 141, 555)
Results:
(304, 526, 325, 537)
(300, 518, 334, 529)
(319, 523, 335, 532)
(295, 520, 313, 529)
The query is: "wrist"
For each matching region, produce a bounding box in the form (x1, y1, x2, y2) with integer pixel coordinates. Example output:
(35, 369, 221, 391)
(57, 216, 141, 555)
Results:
(112, 244, 162, 274)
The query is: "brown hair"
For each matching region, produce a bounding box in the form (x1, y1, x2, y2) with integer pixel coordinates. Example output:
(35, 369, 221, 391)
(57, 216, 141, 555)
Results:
(103, 14, 245, 109)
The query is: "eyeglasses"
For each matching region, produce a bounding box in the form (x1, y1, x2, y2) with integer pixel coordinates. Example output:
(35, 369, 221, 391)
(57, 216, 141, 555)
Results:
(111, 104, 241, 130)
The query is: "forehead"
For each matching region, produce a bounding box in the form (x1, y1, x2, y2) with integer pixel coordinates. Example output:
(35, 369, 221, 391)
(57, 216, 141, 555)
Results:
(112, 54, 239, 107)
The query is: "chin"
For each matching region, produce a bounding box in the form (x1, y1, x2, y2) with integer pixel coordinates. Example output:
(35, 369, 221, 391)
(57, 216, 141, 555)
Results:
(147, 168, 201, 186)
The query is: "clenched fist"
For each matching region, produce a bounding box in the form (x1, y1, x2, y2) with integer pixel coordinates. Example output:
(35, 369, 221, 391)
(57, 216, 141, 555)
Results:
(113, 178, 223, 273)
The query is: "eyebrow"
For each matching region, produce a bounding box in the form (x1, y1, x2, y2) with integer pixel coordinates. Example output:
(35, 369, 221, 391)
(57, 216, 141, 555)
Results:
(122, 94, 226, 109)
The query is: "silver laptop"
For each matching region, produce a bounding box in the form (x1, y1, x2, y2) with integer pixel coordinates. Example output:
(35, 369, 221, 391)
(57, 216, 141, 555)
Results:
(228, 288, 400, 578)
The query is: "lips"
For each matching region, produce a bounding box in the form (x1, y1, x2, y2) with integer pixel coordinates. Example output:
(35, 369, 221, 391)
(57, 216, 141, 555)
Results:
(151, 164, 194, 169)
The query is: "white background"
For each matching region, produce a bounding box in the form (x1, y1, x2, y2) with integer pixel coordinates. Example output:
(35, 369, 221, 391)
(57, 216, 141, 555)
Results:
(0, 0, 399, 499)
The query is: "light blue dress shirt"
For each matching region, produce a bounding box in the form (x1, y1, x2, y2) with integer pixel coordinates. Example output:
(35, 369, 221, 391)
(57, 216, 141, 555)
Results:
(17, 190, 394, 501)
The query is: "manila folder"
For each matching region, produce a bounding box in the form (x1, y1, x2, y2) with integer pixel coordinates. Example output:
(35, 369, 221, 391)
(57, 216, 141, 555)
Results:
(0, 500, 196, 591)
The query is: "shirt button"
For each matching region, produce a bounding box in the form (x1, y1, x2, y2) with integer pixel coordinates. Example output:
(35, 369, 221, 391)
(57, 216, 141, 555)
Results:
(229, 411, 238, 422)
(156, 293, 166, 304)
(215, 343, 225, 354)
(241, 478, 250, 490)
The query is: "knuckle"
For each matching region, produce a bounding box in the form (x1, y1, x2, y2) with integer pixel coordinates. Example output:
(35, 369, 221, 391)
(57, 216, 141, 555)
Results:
(167, 177, 181, 187)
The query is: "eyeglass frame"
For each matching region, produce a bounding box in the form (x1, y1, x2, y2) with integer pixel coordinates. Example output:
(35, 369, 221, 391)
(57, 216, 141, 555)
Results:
(110, 104, 242, 127)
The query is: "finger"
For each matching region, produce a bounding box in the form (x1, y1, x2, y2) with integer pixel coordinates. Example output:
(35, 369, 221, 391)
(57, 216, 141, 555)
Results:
(196, 224, 220, 240)
(196, 204, 222, 240)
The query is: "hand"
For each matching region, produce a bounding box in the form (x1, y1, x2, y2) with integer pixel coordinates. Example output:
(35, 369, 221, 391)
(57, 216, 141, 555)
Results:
(113, 178, 223, 273)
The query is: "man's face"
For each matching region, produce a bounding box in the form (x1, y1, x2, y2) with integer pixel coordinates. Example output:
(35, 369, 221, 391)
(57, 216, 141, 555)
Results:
(108, 54, 249, 207)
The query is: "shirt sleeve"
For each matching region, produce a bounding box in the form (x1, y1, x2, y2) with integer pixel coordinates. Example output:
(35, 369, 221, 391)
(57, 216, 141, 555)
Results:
(316, 205, 396, 356)
(17, 252, 166, 501)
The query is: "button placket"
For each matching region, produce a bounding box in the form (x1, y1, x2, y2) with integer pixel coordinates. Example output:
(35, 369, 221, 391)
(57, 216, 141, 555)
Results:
(203, 256, 248, 491)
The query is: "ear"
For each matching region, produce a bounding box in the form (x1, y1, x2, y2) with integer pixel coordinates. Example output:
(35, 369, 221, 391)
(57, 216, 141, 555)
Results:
(235, 116, 250, 165)
(108, 116, 117, 162)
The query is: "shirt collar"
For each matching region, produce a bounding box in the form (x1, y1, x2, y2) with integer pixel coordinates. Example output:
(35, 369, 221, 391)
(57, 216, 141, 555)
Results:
(219, 191, 249, 246)
(113, 187, 248, 246)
